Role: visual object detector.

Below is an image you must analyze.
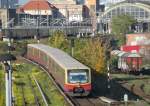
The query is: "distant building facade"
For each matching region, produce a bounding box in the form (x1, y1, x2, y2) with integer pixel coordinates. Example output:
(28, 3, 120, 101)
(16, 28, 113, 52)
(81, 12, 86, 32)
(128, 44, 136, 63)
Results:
(100, 0, 150, 10)
(17, 0, 86, 22)
(124, 33, 150, 62)
(54, 4, 84, 21)
(17, 0, 55, 16)
(0, 9, 16, 28)
(98, 0, 150, 33)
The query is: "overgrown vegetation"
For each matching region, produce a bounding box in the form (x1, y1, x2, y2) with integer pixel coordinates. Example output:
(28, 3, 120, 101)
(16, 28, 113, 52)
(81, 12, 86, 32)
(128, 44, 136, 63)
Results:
(0, 40, 28, 57)
(49, 31, 107, 74)
(0, 41, 8, 54)
(34, 71, 66, 105)
(75, 39, 106, 73)
(12, 62, 67, 106)
(0, 66, 5, 106)
(49, 30, 70, 53)
(111, 73, 150, 105)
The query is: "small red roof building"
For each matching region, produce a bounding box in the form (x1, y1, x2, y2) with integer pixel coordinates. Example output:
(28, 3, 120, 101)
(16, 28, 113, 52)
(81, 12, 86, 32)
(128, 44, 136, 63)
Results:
(17, 0, 56, 15)
(22, 0, 55, 10)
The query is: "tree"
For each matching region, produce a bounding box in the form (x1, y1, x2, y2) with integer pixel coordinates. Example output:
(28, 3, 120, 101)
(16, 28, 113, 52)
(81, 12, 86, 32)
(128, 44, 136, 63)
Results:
(49, 33, 107, 74)
(0, 41, 8, 54)
(111, 14, 136, 45)
(76, 39, 106, 74)
(49, 31, 69, 52)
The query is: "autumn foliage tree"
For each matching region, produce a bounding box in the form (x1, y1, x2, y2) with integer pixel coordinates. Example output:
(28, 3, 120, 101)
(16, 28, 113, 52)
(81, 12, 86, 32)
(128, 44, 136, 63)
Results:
(49, 31, 107, 74)
(49, 31, 69, 52)
(75, 39, 106, 74)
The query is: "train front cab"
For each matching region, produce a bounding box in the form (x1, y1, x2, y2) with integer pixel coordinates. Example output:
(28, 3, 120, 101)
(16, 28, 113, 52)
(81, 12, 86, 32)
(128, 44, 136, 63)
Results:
(64, 69, 91, 96)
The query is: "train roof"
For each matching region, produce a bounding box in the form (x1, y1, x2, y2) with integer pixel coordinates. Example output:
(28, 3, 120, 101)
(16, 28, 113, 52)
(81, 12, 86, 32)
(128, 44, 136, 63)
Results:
(28, 44, 90, 70)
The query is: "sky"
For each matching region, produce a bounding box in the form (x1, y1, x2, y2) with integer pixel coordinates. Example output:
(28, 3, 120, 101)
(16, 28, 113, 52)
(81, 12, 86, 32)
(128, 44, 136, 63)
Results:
(19, 0, 69, 5)
(19, 0, 29, 5)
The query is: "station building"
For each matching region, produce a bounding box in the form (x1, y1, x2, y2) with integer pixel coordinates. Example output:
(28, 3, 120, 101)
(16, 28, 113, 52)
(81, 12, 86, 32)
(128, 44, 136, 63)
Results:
(17, 0, 55, 16)
(16, 0, 87, 26)
(98, 0, 150, 33)
(53, 3, 84, 22)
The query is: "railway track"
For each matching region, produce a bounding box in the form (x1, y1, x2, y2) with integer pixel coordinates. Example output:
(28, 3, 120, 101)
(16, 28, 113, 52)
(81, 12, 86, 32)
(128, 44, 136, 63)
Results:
(20, 85, 26, 106)
(28, 75, 40, 106)
(23, 57, 74, 106)
(69, 92, 113, 106)
(23, 57, 113, 106)
(13, 65, 46, 106)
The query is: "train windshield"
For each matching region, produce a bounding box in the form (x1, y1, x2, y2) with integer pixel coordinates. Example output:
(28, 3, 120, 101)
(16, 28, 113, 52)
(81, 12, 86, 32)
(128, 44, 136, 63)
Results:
(68, 70, 89, 84)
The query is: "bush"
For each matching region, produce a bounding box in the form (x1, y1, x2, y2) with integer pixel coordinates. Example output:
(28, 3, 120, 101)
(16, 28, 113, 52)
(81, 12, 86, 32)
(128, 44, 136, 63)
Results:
(13, 41, 28, 56)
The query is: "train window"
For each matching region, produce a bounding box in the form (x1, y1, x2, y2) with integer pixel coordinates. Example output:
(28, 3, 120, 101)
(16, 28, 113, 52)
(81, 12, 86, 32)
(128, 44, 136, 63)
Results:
(67, 69, 89, 84)
(28, 47, 32, 55)
(43, 55, 47, 62)
(31, 48, 33, 55)
(34, 49, 38, 56)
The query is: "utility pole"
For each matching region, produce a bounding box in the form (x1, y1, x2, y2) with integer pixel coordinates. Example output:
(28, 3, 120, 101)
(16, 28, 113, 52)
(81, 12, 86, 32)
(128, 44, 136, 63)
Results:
(6, 1, 12, 105)
(37, 0, 40, 43)
(65, 5, 69, 36)
(0, 53, 16, 106)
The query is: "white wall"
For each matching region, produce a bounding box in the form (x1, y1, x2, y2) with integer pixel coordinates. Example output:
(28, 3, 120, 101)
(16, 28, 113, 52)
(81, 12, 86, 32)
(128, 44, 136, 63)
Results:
(24, 10, 52, 15)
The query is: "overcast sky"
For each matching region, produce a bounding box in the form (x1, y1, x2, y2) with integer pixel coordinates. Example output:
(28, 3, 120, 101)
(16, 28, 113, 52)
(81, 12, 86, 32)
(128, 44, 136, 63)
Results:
(19, 0, 68, 5)
(19, 0, 29, 5)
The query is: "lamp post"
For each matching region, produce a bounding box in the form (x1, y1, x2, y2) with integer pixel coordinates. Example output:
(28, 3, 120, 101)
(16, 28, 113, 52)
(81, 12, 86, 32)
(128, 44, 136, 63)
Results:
(37, 0, 40, 43)
(37, 17, 40, 43)
(0, 53, 16, 106)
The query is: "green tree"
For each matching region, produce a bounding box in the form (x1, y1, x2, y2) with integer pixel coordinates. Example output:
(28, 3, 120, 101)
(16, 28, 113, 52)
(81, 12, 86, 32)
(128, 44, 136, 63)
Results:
(0, 41, 8, 54)
(49, 31, 69, 52)
(76, 39, 106, 74)
(111, 14, 136, 45)
(49, 32, 106, 74)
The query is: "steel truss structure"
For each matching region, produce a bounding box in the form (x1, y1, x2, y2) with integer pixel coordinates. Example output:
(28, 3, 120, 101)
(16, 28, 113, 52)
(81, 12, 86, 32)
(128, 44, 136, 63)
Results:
(98, 2, 150, 33)
(4, 16, 96, 36)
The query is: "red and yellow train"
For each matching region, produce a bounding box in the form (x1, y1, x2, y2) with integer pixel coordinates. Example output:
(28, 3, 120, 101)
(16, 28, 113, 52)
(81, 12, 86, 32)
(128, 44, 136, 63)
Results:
(27, 44, 91, 96)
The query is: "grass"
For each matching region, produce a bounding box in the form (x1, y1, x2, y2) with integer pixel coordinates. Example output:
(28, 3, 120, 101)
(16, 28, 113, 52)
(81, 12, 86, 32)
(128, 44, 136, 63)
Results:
(0, 68, 5, 106)
(111, 73, 150, 106)
(111, 74, 150, 95)
(13, 64, 40, 106)
(33, 71, 67, 106)
(12, 61, 68, 106)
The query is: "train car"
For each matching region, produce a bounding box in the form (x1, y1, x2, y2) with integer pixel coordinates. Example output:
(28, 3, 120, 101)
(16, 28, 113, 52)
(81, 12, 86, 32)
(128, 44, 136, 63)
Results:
(111, 50, 142, 71)
(27, 44, 91, 96)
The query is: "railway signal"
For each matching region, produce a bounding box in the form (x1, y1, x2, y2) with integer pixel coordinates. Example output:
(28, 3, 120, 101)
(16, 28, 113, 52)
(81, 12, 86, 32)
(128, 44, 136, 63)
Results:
(107, 61, 110, 89)
(0, 53, 16, 106)
(107, 61, 111, 96)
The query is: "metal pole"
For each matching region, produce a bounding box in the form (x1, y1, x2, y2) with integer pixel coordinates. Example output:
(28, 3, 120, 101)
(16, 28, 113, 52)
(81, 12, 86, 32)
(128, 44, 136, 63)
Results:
(37, 0, 40, 43)
(5, 72, 9, 106)
(8, 61, 12, 106)
(7, 28, 12, 106)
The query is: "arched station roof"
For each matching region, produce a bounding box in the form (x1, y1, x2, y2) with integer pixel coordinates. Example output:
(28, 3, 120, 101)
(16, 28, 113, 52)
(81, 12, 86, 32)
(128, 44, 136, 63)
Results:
(99, 1, 150, 22)
(111, 50, 141, 58)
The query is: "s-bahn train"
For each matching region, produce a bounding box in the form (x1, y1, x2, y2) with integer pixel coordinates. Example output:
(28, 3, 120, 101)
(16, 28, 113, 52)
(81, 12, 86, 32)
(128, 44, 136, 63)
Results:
(27, 44, 91, 96)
